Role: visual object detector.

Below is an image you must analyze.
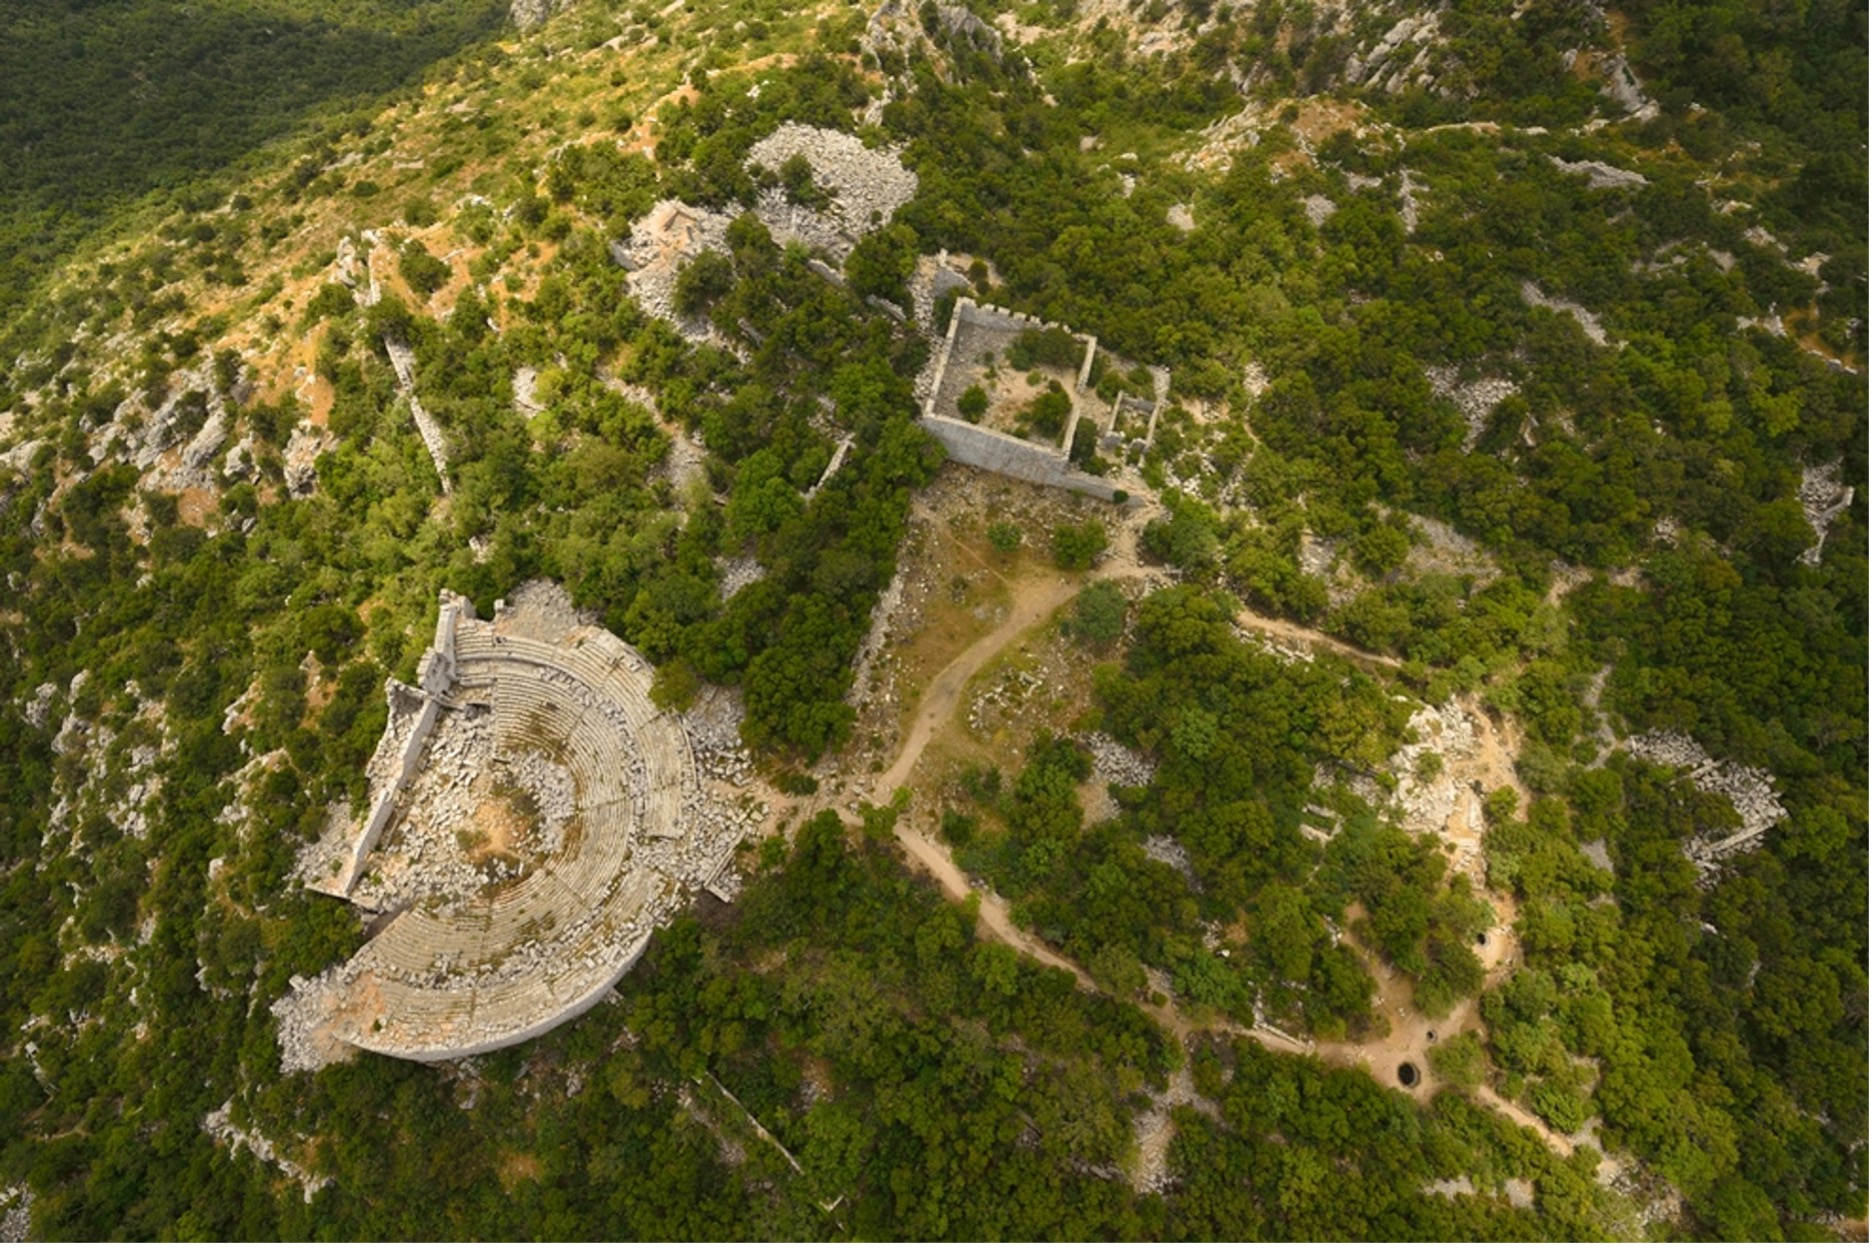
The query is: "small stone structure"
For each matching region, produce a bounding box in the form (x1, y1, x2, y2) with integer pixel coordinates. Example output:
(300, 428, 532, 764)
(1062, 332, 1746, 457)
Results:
(611, 200, 737, 331)
(282, 584, 746, 1063)
(920, 298, 1123, 500)
(1627, 729, 1787, 883)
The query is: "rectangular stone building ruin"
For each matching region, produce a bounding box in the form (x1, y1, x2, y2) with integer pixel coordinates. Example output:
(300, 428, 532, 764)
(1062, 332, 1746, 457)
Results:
(919, 297, 1126, 501)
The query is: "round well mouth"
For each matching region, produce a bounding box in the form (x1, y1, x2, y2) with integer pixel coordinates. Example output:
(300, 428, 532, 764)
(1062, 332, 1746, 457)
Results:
(1397, 1062, 1421, 1088)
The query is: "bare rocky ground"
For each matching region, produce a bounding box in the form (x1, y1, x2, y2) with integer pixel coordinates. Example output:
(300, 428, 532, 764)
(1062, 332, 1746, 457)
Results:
(203, 1100, 331, 1202)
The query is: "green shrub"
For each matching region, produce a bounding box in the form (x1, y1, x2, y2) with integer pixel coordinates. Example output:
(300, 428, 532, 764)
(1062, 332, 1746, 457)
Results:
(958, 384, 988, 422)
(1069, 580, 1127, 646)
(1051, 520, 1106, 570)
(397, 239, 450, 296)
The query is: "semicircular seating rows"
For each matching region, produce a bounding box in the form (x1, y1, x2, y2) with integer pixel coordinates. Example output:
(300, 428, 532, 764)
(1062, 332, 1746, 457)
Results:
(327, 598, 714, 1061)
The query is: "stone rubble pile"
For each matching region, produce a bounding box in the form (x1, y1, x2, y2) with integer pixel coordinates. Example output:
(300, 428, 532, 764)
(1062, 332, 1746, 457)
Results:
(1797, 460, 1852, 567)
(271, 967, 350, 1074)
(717, 556, 766, 600)
(505, 577, 600, 634)
(1129, 1057, 1223, 1194)
(1142, 835, 1196, 886)
(0, 1186, 34, 1243)
(1083, 731, 1155, 789)
(612, 128, 915, 344)
(294, 800, 357, 892)
(349, 707, 522, 915)
(506, 749, 577, 854)
(1425, 365, 1519, 451)
(1242, 360, 1269, 398)
(1627, 729, 1787, 882)
(679, 685, 755, 787)
(23, 681, 57, 730)
(746, 124, 919, 263)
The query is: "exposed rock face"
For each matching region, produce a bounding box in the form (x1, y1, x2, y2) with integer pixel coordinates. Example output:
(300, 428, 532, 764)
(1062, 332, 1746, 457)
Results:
(1599, 53, 1659, 120)
(1549, 156, 1648, 190)
(203, 1101, 330, 1202)
(510, 0, 571, 30)
(1342, 13, 1441, 94)
(1521, 281, 1616, 347)
(283, 422, 333, 497)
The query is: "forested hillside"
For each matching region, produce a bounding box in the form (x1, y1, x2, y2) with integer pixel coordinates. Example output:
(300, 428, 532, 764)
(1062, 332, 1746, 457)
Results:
(0, 0, 1862, 1239)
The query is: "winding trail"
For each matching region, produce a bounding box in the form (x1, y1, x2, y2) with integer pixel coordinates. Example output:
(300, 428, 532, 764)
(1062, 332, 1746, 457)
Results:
(868, 572, 1093, 984)
(856, 496, 1571, 1163)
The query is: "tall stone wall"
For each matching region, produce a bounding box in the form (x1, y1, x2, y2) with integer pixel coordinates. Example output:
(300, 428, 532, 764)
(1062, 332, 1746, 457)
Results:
(918, 413, 1122, 500)
(373, 928, 656, 1063)
(329, 592, 470, 896)
(920, 297, 1121, 501)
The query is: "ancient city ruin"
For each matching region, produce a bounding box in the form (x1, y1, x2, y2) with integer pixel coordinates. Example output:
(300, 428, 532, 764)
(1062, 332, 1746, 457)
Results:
(277, 583, 748, 1065)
